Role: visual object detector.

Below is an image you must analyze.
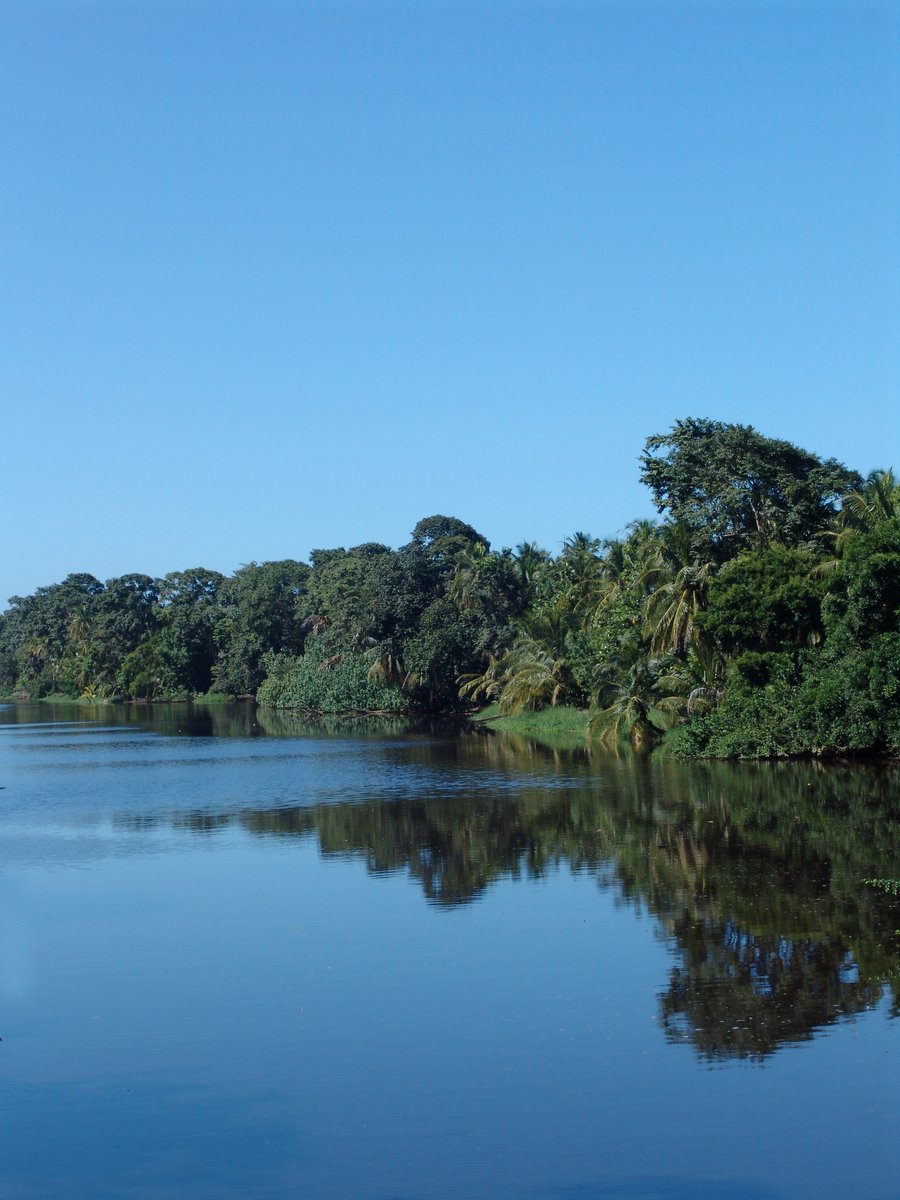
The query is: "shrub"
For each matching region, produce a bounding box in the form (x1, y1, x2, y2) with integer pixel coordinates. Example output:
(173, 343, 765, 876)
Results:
(257, 643, 408, 713)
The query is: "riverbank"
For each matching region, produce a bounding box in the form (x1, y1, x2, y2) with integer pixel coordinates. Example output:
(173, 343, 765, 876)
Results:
(0, 691, 243, 706)
(470, 703, 591, 751)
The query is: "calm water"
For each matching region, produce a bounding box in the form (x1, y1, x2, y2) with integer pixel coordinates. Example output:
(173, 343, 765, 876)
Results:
(0, 702, 897, 1200)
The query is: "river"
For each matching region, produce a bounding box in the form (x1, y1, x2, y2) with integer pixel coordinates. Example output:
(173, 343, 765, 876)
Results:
(0, 701, 897, 1199)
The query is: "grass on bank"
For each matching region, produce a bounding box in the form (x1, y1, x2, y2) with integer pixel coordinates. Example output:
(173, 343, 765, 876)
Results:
(470, 703, 591, 750)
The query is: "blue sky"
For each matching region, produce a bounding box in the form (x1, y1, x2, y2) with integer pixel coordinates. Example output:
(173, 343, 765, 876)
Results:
(3, 0, 898, 605)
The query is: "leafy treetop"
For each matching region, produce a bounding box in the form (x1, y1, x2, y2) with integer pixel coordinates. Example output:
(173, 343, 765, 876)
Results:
(640, 418, 860, 561)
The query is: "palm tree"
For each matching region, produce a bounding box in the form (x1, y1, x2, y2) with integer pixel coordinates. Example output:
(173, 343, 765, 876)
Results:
(557, 532, 605, 615)
(458, 653, 508, 707)
(639, 524, 716, 670)
(458, 609, 581, 715)
(512, 542, 551, 605)
(23, 636, 61, 691)
(66, 606, 96, 695)
(644, 560, 714, 654)
(67, 606, 93, 649)
(367, 648, 418, 692)
(589, 639, 687, 748)
(25, 636, 49, 672)
(494, 638, 576, 714)
(838, 469, 900, 534)
(814, 468, 899, 576)
(449, 541, 490, 611)
(586, 520, 661, 629)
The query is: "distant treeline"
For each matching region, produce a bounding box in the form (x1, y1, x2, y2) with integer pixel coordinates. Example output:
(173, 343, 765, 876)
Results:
(3, 417, 899, 758)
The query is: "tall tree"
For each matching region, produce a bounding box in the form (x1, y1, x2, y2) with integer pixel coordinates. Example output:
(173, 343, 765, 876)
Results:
(212, 559, 309, 695)
(640, 418, 859, 562)
(3, 574, 105, 696)
(153, 567, 226, 695)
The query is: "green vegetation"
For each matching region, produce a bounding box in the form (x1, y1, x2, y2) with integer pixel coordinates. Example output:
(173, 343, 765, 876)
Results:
(257, 640, 409, 714)
(472, 703, 590, 750)
(864, 878, 900, 896)
(2, 417, 898, 758)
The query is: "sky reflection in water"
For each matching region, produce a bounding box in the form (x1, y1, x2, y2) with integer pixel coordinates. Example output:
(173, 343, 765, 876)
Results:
(0, 702, 897, 1200)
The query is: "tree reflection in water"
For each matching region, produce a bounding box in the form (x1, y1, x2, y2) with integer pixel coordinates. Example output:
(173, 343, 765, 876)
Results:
(166, 715, 900, 1061)
(660, 919, 882, 1060)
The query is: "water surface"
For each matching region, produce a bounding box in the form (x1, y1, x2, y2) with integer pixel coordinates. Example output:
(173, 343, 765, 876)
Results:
(0, 702, 897, 1199)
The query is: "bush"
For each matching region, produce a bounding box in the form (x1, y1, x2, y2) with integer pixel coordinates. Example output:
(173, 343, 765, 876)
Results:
(669, 684, 802, 759)
(257, 643, 409, 713)
(672, 636, 900, 759)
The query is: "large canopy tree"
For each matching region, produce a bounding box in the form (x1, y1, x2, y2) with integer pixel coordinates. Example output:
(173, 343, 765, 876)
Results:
(212, 559, 310, 695)
(640, 418, 860, 562)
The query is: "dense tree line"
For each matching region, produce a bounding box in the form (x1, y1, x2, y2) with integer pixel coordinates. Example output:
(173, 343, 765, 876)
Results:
(2, 417, 898, 757)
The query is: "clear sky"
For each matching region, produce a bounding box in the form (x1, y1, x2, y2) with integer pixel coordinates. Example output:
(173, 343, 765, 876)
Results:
(2, 0, 898, 605)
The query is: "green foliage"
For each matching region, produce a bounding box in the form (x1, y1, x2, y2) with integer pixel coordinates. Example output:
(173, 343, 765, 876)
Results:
(211, 559, 309, 695)
(116, 632, 174, 700)
(793, 633, 900, 755)
(641, 523, 716, 663)
(399, 598, 485, 708)
(407, 514, 488, 569)
(864, 878, 900, 896)
(299, 517, 518, 712)
(256, 640, 409, 713)
(838, 469, 900, 536)
(668, 672, 802, 759)
(2, 431, 896, 753)
(2, 573, 105, 697)
(305, 542, 393, 651)
(699, 545, 824, 655)
(95, 575, 161, 681)
(671, 630, 900, 759)
(460, 608, 588, 715)
(154, 568, 225, 695)
(589, 636, 688, 748)
(667, 503, 899, 758)
(823, 518, 900, 646)
(640, 417, 859, 562)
